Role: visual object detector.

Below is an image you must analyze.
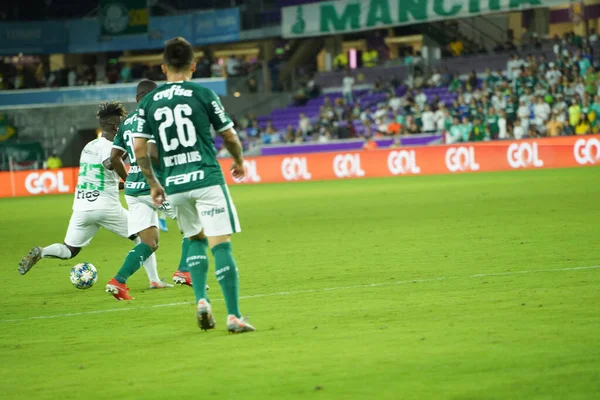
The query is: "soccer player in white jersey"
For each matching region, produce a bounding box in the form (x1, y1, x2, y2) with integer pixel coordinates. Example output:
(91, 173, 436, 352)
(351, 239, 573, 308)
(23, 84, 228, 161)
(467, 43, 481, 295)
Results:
(17, 102, 171, 288)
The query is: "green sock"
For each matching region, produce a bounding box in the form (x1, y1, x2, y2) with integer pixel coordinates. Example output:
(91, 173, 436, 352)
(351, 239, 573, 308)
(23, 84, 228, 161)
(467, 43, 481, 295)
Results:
(212, 242, 241, 318)
(115, 243, 153, 284)
(178, 238, 190, 272)
(187, 238, 209, 302)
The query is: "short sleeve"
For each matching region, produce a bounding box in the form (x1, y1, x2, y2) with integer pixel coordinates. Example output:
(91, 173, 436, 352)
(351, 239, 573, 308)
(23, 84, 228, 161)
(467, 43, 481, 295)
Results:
(204, 89, 234, 133)
(112, 124, 127, 153)
(100, 139, 113, 163)
(132, 101, 153, 140)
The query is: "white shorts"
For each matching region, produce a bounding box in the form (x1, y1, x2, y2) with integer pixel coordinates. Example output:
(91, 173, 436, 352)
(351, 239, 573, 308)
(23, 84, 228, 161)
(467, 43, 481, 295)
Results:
(169, 184, 241, 237)
(64, 207, 129, 247)
(125, 195, 159, 236)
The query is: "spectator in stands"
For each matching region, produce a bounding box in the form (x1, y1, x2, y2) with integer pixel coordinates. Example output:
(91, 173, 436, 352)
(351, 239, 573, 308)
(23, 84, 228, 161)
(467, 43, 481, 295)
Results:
(293, 84, 309, 106)
(450, 38, 464, 56)
(406, 119, 420, 135)
(513, 119, 525, 139)
(67, 68, 77, 87)
(388, 91, 402, 112)
(486, 108, 500, 139)
(247, 120, 261, 138)
(459, 117, 473, 141)
(342, 69, 355, 104)
(497, 110, 508, 139)
(568, 101, 582, 129)
(421, 105, 436, 133)
(362, 47, 379, 68)
(211, 61, 223, 77)
(447, 117, 463, 144)
(298, 113, 312, 136)
(428, 69, 442, 87)
(546, 113, 564, 137)
(227, 55, 240, 77)
(284, 125, 296, 143)
(46, 152, 62, 169)
(448, 74, 462, 92)
(575, 113, 591, 135)
(334, 52, 348, 71)
(415, 89, 427, 110)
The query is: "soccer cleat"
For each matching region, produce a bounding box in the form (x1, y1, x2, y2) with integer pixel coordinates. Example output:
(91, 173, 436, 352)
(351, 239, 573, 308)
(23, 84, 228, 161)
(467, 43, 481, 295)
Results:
(172, 271, 210, 290)
(172, 270, 192, 286)
(158, 216, 168, 232)
(149, 280, 174, 289)
(227, 315, 256, 334)
(18, 246, 43, 275)
(196, 299, 216, 331)
(106, 278, 134, 300)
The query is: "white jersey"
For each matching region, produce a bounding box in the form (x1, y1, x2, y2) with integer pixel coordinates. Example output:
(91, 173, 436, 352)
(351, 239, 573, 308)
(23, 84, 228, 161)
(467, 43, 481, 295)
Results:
(72, 137, 121, 211)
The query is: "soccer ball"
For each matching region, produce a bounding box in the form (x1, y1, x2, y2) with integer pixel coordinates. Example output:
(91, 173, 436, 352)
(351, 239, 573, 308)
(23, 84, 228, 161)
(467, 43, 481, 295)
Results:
(70, 262, 98, 289)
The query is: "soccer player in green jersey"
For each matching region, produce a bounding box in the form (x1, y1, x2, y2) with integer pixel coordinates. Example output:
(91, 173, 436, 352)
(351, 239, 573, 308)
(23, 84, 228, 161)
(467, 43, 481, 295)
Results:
(105, 80, 177, 299)
(132, 37, 253, 333)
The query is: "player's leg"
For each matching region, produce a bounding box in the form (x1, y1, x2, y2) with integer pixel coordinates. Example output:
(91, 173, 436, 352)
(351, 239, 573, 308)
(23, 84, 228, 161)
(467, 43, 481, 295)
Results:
(172, 237, 192, 285)
(170, 191, 214, 330)
(198, 185, 254, 333)
(18, 211, 96, 275)
(104, 198, 166, 300)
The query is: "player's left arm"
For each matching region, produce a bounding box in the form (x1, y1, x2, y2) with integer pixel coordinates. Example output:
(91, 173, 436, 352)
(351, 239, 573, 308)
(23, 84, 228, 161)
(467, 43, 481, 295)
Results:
(148, 139, 159, 165)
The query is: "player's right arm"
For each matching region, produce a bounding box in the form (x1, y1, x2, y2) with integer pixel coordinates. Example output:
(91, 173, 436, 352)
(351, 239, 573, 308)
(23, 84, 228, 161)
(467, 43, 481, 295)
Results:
(111, 126, 129, 182)
(133, 106, 166, 205)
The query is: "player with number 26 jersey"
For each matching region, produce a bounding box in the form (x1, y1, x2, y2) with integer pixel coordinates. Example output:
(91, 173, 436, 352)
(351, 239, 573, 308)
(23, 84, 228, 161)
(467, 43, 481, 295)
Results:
(131, 37, 254, 333)
(135, 81, 232, 194)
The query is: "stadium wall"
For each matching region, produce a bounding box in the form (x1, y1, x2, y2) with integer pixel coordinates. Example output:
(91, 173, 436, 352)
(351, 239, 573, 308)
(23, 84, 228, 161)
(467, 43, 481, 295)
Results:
(0, 136, 597, 198)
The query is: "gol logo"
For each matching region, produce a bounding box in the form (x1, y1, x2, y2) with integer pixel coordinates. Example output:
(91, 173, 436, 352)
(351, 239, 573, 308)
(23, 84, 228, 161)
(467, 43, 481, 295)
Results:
(387, 150, 421, 175)
(25, 171, 70, 195)
(281, 157, 312, 181)
(507, 142, 544, 169)
(574, 138, 600, 165)
(445, 147, 480, 172)
(333, 153, 365, 178)
(235, 160, 261, 183)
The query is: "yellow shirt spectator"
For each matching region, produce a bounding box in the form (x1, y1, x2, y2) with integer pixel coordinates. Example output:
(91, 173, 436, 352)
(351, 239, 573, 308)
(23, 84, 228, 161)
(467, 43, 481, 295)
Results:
(575, 120, 590, 135)
(47, 155, 63, 169)
(362, 49, 378, 68)
(450, 40, 464, 56)
(568, 104, 581, 126)
(334, 53, 348, 70)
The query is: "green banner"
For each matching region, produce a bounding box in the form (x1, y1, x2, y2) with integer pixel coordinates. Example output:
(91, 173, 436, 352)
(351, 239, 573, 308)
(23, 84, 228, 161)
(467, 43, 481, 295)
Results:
(282, 0, 566, 38)
(99, 0, 149, 37)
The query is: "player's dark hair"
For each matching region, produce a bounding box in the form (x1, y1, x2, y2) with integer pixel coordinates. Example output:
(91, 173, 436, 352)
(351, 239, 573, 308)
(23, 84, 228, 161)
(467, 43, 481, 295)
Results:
(163, 37, 194, 71)
(97, 101, 127, 129)
(136, 80, 157, 100)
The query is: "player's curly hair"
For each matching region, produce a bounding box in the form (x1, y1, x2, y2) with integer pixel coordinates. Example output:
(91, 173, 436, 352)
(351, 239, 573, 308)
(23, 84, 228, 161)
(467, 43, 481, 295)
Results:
(97, 101, 127, 130)
(97, 101, 127, 120)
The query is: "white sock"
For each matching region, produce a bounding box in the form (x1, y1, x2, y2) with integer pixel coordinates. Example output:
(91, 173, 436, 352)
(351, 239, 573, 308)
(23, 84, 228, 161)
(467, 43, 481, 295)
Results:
(42, 243, 72, 259)
(133, 237, 160, 282)
(143, 252, 160, 283)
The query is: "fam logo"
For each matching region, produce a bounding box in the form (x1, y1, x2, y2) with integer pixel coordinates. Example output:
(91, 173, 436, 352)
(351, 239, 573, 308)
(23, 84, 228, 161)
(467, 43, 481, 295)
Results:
(25, 171, 70, 195)
(234, 160, 261, 183)
(387, 150, 421, 175)
(201, 207, 225, 217)
(445, 147, 480, 172)
(333, 153, 365, 178)
(281, 157, 312, 181)
(574, 138, 600, 165)
(507, 142, 544, 169)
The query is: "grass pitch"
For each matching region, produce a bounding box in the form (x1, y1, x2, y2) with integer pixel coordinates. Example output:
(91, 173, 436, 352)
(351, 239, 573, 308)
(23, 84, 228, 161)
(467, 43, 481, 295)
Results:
(0, 168, 599, 399)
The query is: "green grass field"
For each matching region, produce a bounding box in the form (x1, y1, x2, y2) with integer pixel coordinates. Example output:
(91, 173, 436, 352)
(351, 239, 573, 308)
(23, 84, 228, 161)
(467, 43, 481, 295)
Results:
(0, 167, 599, 399)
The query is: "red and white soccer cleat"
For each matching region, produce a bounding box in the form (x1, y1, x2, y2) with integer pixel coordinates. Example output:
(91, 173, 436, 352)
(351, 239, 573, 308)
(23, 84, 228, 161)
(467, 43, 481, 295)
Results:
(196, 299, 216, 331)
(172, 270, 192, 286)
(226, 315, 256, 334)
(106, 278, 134, 300)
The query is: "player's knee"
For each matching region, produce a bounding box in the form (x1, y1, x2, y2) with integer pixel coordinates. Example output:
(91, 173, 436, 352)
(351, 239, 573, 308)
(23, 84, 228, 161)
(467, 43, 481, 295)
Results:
(143, 239, 159, 252)
(208, 235, 231, 249)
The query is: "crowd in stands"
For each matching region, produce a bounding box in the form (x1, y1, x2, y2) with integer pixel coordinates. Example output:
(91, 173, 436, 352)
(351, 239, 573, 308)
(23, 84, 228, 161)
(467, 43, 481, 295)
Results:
(262, 35, 599, 146)
(0, 52, 261, 90)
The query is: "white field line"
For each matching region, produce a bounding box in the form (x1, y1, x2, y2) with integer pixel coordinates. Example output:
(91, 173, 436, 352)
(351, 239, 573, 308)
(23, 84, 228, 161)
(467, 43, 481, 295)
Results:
(1, 265, 598, 324)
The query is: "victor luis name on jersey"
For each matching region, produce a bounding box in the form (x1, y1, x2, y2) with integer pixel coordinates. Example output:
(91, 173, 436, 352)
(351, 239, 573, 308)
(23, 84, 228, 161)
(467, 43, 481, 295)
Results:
(164, 151, 202, 167)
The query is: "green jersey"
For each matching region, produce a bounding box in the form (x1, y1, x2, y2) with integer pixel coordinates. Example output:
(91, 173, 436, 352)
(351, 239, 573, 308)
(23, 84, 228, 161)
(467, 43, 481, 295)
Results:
(113, 110, 159, 197)
(135, 81, 232, 195)
(486, 114, 499, 135)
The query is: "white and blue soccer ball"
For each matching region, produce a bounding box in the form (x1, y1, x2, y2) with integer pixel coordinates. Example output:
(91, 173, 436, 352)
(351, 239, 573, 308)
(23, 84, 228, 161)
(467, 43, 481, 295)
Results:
(70, 262, 98, 289)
